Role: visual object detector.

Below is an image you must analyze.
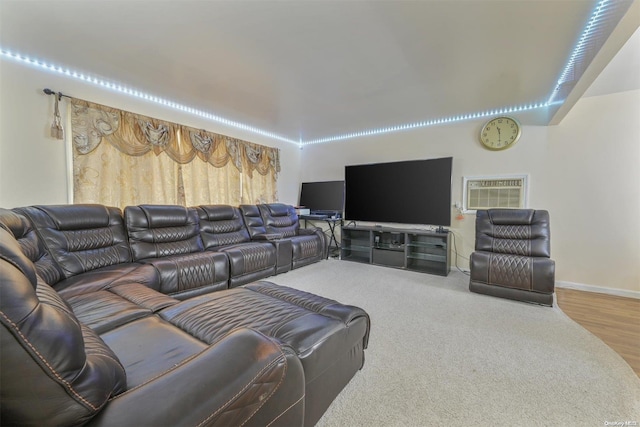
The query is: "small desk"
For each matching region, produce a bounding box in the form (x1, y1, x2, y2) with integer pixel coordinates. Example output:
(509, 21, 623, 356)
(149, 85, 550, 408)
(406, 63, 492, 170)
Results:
(299, 215, 343, 258)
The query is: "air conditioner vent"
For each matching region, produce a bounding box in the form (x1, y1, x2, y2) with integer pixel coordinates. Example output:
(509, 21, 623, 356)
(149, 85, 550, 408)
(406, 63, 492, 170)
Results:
(463, 175, 528, 212)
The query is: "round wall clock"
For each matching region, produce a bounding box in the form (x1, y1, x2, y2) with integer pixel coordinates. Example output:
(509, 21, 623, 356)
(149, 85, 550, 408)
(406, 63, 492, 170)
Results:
(480, 116, 521, 150)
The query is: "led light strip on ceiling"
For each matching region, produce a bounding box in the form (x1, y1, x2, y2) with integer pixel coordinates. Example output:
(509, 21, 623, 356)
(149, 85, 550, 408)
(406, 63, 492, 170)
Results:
(0, 0, 629, 147)
(547, 0, 630, 105)
(0, 49, 298, 146)
(301, 102, 549, 145)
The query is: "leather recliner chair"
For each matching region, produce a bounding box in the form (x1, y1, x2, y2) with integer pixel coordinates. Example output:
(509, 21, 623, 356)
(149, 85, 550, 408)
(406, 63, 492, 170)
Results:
(469, 209, 555, 306)
(14, 204, 160, 299)
(196, 204, 280, 287)
(124, 204, 230, 298)
(242, 203, 326, 269)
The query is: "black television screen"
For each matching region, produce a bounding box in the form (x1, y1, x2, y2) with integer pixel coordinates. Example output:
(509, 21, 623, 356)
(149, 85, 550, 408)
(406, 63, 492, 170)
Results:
(299, 180, 345, 214)
(344, 157, 452, 226)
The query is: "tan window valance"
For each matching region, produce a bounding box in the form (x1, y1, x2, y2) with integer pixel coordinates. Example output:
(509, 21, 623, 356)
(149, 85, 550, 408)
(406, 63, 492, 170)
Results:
(70, 98, 280, 177)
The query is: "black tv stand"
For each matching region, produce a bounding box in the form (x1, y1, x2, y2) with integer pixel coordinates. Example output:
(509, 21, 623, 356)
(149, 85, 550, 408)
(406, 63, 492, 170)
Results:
(340, 225, 450, 276)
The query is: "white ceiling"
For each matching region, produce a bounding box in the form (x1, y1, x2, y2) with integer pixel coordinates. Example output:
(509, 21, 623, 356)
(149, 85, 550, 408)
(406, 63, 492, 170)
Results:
(1, 0, 639, 143)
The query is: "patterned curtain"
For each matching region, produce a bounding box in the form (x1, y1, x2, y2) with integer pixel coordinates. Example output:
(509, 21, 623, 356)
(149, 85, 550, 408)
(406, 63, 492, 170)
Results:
(70, 99, 280, 208)
(240, 142, 280, 204)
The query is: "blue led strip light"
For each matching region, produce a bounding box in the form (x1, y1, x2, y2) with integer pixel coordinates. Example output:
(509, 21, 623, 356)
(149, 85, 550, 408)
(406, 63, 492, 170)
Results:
(0, 0, 622, 147)
(0, 49, 299, 146)
(547, 0, 614, 104)
(301, 103, 548, 145)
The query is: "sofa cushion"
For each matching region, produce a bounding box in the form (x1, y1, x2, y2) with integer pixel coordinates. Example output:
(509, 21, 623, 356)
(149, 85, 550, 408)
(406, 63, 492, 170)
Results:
(239, 204, 269, 238)
(475, 209, 551, 257)
(54, 263, 161, 298)
(95, 325, 305, 427)
(100, 316, 207, 388)
(66, 290, 153, 334)
(64, 283, 177, 334)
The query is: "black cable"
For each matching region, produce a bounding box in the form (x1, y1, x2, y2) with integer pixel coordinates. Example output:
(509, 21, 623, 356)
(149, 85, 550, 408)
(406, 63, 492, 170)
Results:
(448, 230, 470, 276)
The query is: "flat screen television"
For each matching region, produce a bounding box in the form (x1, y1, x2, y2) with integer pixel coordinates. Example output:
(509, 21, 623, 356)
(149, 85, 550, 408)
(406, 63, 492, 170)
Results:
(344, 157, 452, 226)
(299, 180, 345, 215)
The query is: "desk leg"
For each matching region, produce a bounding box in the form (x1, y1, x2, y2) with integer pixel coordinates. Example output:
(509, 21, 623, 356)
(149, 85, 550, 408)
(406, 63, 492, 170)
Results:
(325, 220, 341, 258)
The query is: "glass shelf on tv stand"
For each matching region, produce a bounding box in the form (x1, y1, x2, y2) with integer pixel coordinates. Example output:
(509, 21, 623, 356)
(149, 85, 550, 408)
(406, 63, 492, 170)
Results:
(340, 225, 450, 276)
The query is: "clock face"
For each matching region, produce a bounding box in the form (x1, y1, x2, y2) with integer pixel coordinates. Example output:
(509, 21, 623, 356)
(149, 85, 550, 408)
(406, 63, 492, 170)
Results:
(480, 117, 521, 150)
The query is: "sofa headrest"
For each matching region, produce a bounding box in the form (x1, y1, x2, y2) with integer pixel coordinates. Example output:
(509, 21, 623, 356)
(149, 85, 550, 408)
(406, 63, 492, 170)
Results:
(33, 204, 113, 229)
(239, 204, 260, 217)
(197, 205, 237, 222)
(137, 204, 192, 227)
(265, 203, 291, 217)
(0, 227, 37, 290)
(486, 209, 536, 225)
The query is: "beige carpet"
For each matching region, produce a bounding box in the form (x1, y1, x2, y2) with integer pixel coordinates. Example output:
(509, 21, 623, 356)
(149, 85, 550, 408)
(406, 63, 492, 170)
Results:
(269, 259, 640, 426)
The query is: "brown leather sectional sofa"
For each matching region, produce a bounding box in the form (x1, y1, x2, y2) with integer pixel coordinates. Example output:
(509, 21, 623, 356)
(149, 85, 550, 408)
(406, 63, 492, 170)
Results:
(0, 203, 370, 426)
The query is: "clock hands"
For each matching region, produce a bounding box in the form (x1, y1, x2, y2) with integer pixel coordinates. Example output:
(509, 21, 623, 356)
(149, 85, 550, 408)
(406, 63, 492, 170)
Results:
(481, 117, 520, 150)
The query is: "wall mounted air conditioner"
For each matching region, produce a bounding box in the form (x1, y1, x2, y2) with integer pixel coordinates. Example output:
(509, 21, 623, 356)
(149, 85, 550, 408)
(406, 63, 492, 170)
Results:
(462, 174, 528, 213)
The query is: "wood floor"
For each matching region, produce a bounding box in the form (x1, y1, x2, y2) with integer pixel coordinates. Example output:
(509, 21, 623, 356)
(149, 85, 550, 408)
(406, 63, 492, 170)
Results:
(555, 287, 640, 377)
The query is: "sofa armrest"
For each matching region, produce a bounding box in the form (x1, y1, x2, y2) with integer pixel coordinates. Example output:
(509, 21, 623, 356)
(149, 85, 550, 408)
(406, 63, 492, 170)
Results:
(299, 227, 328, 259)
(273, 238, 293, 274)
(88, 328, 304, 427)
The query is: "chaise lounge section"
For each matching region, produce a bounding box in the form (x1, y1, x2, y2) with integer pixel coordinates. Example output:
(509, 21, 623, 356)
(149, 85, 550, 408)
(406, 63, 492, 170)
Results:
(0, 204, 369, 426)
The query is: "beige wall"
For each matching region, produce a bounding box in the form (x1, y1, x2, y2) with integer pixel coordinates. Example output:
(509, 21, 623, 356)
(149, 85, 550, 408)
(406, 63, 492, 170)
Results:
(2, 57, 638, 294)
(0, 59, 302, 208)
(299, 90, 640, 295)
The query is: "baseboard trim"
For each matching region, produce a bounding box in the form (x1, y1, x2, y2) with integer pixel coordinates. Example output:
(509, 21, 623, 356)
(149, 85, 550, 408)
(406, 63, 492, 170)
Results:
(555, 281, 640, 300)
